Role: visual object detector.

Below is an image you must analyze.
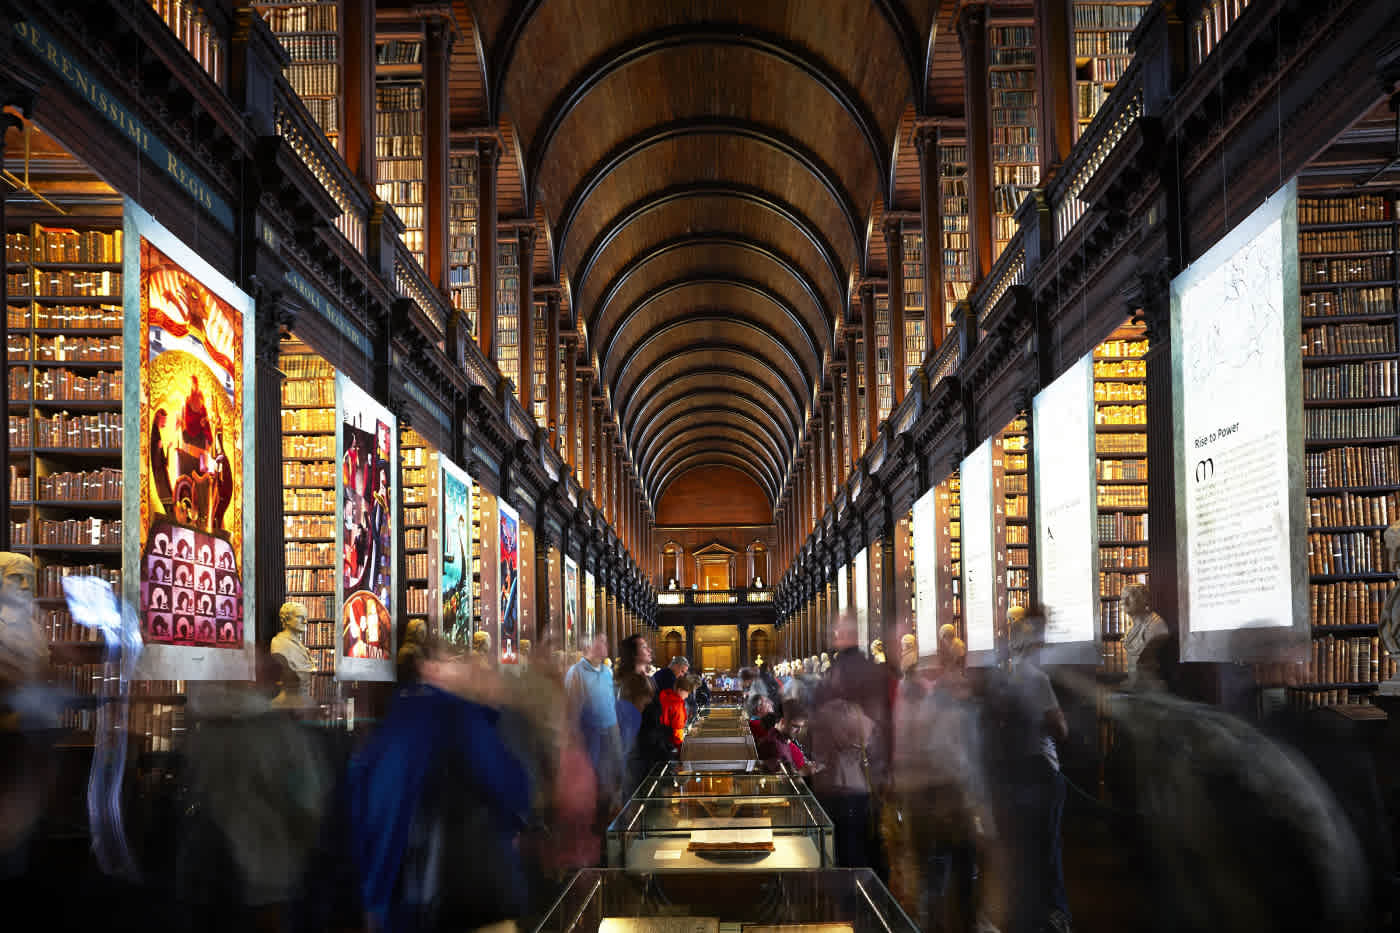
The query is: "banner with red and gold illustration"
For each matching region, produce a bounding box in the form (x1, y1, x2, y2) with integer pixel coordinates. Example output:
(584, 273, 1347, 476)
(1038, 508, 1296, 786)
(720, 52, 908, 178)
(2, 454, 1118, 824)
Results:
(125, 200, 255, 681)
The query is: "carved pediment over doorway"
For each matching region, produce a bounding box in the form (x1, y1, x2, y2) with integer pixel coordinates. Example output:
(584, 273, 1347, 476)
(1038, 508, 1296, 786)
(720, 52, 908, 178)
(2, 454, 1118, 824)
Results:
(692, 541, 738, 591)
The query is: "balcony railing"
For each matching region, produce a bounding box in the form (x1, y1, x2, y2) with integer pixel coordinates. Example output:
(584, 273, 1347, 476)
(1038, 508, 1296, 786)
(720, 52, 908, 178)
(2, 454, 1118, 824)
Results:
(658, 588, 774, 607)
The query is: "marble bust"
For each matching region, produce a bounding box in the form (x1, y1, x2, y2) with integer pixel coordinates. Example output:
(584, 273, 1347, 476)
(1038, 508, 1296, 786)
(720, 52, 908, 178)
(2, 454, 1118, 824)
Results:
(270, 601, 314, 705)
(1120, 584, 1168, 687)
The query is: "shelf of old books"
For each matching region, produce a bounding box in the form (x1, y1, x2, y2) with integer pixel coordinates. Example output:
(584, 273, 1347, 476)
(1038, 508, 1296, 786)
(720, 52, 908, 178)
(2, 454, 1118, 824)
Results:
(536, 868, 918, 932)
(448, 150, 479, 334)
(1071, 2, 1150, 139)
(375, 27, 426, 265)
(532, 299, 549, 425)
(940, 138, 972, 327)
(606, 792, 833, 871)
(148, 0, 225, 86)
(6, 214, 129, 740)
(934, 471, 963, 644)
(901, 226, 926, 388)
(987, 18, 1041, 264)
(279, 335, 338, 699)
(1295, 193, 1400, 710)
(875, 293, 892, 424)
(253, 1, 341, 149)
(1093, 325, 1149, 675)
(400, 427, 441, 636)
(999, 415, 1031, 614)
(496, 240, 520, 385)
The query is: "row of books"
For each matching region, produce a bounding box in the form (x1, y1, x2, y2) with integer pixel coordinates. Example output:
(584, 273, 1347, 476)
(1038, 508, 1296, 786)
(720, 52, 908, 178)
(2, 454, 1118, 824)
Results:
(7, 303, 122, 329)
(1303, 360, 1399, 400)
(404, 527, 427, 550)
(992, 107, 1040, 127)
(1095, 380, 1146, 401)
(44, 608, 104, 643)
(1094, 358, 1146, 378)
(991, 125, 1038, 146)
(9, 471, 28, 500)
(281, 408, 337, 432)
(285, 488, 336, 512)
(992, 144, 1039, 164)
(405, 587, 431, 616)
(1305, 444, 1400, 488)
(1300, 256, 1391, 285)
(376, 85, 423, 110)
(376, 39, 422, 64)
(34, 517, 121, 547)
(1098, 486, 1148, 508)
(1101, 639, 1128, 671)
(990, 49, 1036, 67)
(993, 164, 1039, 188)
(8, 522, 29, 545)
(1312, 580, 1388, 627)
(405, 553, 429, 579)
(282, 433, 335, 458)
(287, 541, 334, 566)
(1298, 194, 1390, 226)
(1306, 635, 1393, 684)
(305, 622, 336, 645)
(282, 377, 336, 407)
(1098, 457, 1147, 480)
(295, 595, 332, 619)
(1004, 472, 1029, 494)
(1075, 30, 1133, 56)
(130, 702, 184, 754)
(258, 3, 337, 33)
(278, 35, 337, 62)
(1300, 227, 1394, 254)
(1304, 405, 1400, 441)
(1301, 323, 1397, 356)
(8, 270, 122, 297)
(376, 136, 423, 160)
(303, 97, 339, 136)
(404, 505, 428, 526)
(1288, 689, 1373, 711)
(1097, 511, 1147, 540)
(1308, 491, 1399, 528)
(1101, 543, 1147, 568)
(1101, 570, 1148, 597)
(285, 567, 335, 591)
(284, 515, 334, 539)
(375, 110, 423, 135)
(1074, 3, 1147, 29)
(33, 467, 121, 502)
(7, 226, 122, 263)
(283, 461, 334, 487)
(1304, 287, 1395, 318)
(1097, 432, 1147, 455)
(38, 564, 119, 598)
(281, 354, 334, 380)
(12, 411, 122, 448)
(992, 89, 1036, 109)
(10, 368, 123, 402)
(1306, 530, 1385, 575)
(287, 63, 337, 97)
(1080, 56, 1131, 83)
(1076, 84, 1111, 120)
(1095, 404, 1146, 425)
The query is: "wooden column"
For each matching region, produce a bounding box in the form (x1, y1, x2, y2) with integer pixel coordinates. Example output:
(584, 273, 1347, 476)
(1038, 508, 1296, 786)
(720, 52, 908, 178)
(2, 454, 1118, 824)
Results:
(546, 292, 561, 448)
(820, 394, 835, 505)
(517, 226, 536, 412)
(959, 3, 994, 286)
(565, 339, 578, 472)
(342, 0, 375, 185)
(424, 17, 452, 290)
(845, 326, 860, 465)
(581, 373, 594, 496)
(477, 138, 500, 356)
(883, 219, 907, 406)
(833, 376, 847, 490)
(1035, 0, 1075, 179)
(915, 124, 946, 351)
(812, 412, 825, 523)
(861, 283, 878, 443)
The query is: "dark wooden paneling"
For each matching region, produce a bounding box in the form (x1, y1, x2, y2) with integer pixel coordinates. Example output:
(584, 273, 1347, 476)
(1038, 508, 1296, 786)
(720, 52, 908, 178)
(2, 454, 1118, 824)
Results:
(657, 466, 773, 526)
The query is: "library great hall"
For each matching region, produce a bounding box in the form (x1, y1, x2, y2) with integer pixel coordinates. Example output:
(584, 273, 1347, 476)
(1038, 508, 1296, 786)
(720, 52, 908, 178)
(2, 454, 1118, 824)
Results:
(3, 0, 1400, 928)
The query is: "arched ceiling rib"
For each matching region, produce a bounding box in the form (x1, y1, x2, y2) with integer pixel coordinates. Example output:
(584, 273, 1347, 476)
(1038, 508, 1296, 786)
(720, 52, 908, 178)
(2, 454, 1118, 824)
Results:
(471, 0, 942, 511)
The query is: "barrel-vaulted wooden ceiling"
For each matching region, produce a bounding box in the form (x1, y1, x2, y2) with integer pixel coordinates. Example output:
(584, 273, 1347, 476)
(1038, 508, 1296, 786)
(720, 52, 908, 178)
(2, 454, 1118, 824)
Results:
(455, 0, 960, 514)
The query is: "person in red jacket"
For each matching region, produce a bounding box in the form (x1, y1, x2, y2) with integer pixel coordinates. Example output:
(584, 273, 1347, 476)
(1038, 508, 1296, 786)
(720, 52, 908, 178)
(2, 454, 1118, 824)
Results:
(658, 674, 697, 749)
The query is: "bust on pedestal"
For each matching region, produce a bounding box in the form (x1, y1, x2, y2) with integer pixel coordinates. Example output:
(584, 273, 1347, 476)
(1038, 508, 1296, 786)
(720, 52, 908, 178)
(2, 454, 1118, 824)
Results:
(270, 601, 315, 707)
(1120, 584, 1168, 689)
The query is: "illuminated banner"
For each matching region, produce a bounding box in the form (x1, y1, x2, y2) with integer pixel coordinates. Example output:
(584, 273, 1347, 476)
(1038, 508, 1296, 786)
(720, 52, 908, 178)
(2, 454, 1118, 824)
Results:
(498, 498, 520, 664)
(585, 571, 597, 644)
(1171, 179, 1306, 660)
(336, 375, 397, 681)
(564, 556, 579, 657)
(126, 201, 254, 680)
(961, 438, 996, 663)
(853, 549, 869, 651)
(912, 487, 940, 658)
(440, 457, 473, 647)
(1033, 355, 1100, 662)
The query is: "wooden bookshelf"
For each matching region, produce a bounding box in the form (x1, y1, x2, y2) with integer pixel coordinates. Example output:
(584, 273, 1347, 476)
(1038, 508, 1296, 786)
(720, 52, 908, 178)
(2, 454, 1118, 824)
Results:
(375, 26, 426, 266)
(449, 151, 479, 333)
(400, 427, 440, 634)
(279, 336, 338, 696)
(999, 416, 1030, 614)
(902, 226, 926, 384)
(254, 1, 341, 149)
(939, 472, 963, 643)
(875, 293, 893, 423)
(1071, 2, 1149, 139)
(495, 240, 520, 382)
(987, 19, 1040, 263)
(1295, 193, 1400, 708)
(1093, 326, 1149, 672)
(939, 140, 972, 327)
(854, 325, 868, 453)
(532, 300, 549, 426)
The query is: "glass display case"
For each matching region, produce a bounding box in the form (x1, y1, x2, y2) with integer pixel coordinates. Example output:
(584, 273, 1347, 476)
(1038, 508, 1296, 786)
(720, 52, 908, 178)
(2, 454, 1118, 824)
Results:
(606, 793, 834, 870)
(533, 868, 918, 932)
(632, 766, 808, 801)
(679, 734, 758, 770)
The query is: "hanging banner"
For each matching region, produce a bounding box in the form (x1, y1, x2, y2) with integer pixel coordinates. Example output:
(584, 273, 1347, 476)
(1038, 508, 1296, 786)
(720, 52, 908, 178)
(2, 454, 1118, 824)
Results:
(1033, 355, 1100, 663)
(335, 374, 397, 681)
(912, 487, 940, 658)
(498, 498, 520, 664)
(439, 457, 473, 647)
(961, 438, 996, 664)
(564, 556, 579, 657)
(853, 548, 869, 652)
(585, 570, 597, 644)
(125, 200, 254, 681)
(1171, 179, 1306, 661)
